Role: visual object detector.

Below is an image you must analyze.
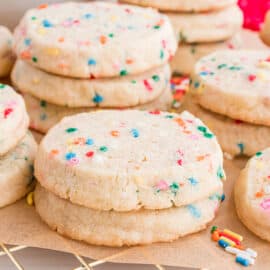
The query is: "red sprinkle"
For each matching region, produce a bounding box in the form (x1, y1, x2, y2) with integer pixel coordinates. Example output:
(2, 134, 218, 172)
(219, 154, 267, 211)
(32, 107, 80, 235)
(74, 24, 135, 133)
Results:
(143, 80, 153, 91)
(4, 108, 13, 118)
(86, 151, 94, 158)
(149, 110, 161, 115)
(177, 159, 183, 166)
(219, 231, 241, 245)
(248, 74, 256, 82)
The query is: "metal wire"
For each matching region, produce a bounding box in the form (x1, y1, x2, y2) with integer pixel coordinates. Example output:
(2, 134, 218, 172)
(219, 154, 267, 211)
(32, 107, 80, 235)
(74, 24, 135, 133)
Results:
(0, 243, 172, 270)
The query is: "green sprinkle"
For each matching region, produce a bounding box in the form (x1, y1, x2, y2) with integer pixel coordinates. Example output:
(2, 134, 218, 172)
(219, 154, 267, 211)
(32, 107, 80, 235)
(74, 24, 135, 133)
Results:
(217, 166, 225, 180)
(152, 75, 160, 82)
(153, 25, 160, 29)
(65, 127, 78, 133)
(197, 126, 207, 132)
(211, 226, 218, 234)
(31, 16, 37, 20)
(131, 80, 137, 84)
(40, 100, 47, 107)
(165, 115, 174, 119)
(160, 49, 164, 59)
(108, 33, 114, 38)
(170, 182, 179, 195)
(32, 56, 38, 63)
(99, 146, 108, 152)
(0, 84, 5, 89)
(120, 70, 128, 76)
(204, 132, 214, 138)
(179, 31, 187, 43)
(256, 151, 263, 157)
(217, 63, 227, 69)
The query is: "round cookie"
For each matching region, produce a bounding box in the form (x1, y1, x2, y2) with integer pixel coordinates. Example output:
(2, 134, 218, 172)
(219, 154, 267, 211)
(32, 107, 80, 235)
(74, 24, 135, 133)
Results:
(0, 84, 29, 156)
(12, 60, 170, 108)
(23, 87, 173, 134)
(171, 35, 242, 75)
(260, 11, 270, 46)
(191, 50, 270, 126)
(35, 110, 224, 211)
(181, 96, 270, 157)
(35, 183, 222, 246)
(167, 5, 243, 43)
(0, 132, 37, 208)
(235, 148, 270, 241)
(14, 2, 177, 79)
(0, 26, 14, 78)
(119, 0, 237, 12)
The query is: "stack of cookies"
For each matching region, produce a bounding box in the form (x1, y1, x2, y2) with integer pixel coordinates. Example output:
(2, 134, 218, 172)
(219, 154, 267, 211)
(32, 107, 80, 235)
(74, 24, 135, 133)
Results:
(0, 84, 36, 208)
(34, 109, 225, 246)
(184, 50, 270, 158)
(120, 0, 244, 75)
(11, 1, 177, 134)
(0, 26, 14, 78)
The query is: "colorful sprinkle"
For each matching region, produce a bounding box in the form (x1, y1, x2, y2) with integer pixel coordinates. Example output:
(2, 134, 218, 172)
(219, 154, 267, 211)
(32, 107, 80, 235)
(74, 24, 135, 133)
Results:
(85, 151, 94, 158)
(188, 177, 198, 186)
(120, 69, 128, 76)
(92, 93, 103, 104)
(99, 146, 108, 152)
(65, 152, 76, 160)
(131, 128, 139, 138)
(85, 138, 94, 145)
(66, 127, 78, 133)
(88, 58, 96, 65)
(187, 204, 201, 218)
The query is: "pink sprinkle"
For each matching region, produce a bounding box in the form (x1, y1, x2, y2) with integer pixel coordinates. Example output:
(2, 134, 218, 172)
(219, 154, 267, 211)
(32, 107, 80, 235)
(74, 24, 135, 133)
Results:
(67, 157, 79, 166)
(155, 180, 169, 191)
(248, 74, 256, 81)
(143, 80, 153, 91)
(260, 198, 270, 210)
(177, 159, 183, 166)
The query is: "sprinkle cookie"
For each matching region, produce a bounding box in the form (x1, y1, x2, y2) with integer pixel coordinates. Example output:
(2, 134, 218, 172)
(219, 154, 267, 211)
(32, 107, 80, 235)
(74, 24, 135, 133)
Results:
(0, 26, 14, 78)
(260, 11, 270, 46)
(0, 84, 29, 156)
(24, 87, 172, 133)
(35, 110, 224, 211)
(119, 0, 237, 12)
(235, 148, 270, 241)
(14, 2, 177, 78)
(171, 35, 242, 75)
(181, 96, 270, 157)
(35, 183, 222, 246)
(0, 132, 37, 208)
(12, 60, 170, 108)
(167, 5, 243, 43)
(191, 50, 270, 126)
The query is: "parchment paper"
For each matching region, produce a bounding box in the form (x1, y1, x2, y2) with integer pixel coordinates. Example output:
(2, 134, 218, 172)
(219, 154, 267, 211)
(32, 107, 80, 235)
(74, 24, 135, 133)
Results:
(1, 30, 270, 269)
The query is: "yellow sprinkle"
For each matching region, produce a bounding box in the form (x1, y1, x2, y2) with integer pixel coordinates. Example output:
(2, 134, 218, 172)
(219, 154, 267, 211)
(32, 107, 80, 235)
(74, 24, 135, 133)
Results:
(134, 176, 144, 186)
(44, 47, 60, 56)
(37, 27, 47, 35)
(32, 78, 40, 84)
(26, 191, 34, 206)
(223, 229, 243, 241)
(219, 236, 236, 247)
(110, 15, 118, 22)
(256, 71, 266, 80)
(258, 60, 270, 69)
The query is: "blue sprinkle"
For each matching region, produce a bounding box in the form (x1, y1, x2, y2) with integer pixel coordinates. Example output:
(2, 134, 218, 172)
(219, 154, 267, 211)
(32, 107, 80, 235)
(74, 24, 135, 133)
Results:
(42, 19, 53, 28)
(131, 128, 140, 138)
(194, 81, 200, 88)
(88, 58, 96, 65)
(186, 205, 201, 218)
(199, 71, 209, 76)
(83, 13, 93, 19)
(237, 143, 244, 155)
(24, 38, 31, 46)
(65, 152, 76, 160)
(40, 113, 47, 121)
(221, 194, 225, 202)
(218, 239, 229, 248)
(92, 93, 103, 104)
(188, 177, 198, 186)
(85, 138, 94, 145)
(236, 256, 250, 267)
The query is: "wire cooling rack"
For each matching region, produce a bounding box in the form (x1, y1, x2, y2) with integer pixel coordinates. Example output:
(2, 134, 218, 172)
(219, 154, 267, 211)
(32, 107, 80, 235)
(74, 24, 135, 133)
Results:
(0, 243, 202, 270)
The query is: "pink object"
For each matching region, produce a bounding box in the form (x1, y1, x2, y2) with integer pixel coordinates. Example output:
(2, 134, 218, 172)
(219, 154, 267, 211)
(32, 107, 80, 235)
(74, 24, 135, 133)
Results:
(155, 180, 169, 191)
(260, 198, 270, 209)
(238, 0, 270, 31)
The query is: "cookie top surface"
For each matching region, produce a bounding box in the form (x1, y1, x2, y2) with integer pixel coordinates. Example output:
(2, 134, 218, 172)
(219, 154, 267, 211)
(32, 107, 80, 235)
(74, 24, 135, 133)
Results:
(119, 0, 237, 12)
(14, 1, 177, 78)
(35, 110, 224, 211)
(39, 110, 222, 175)
(0, 84, 29, 155)
(192, 50, 270, 125)
(236, 149, 270, 225)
